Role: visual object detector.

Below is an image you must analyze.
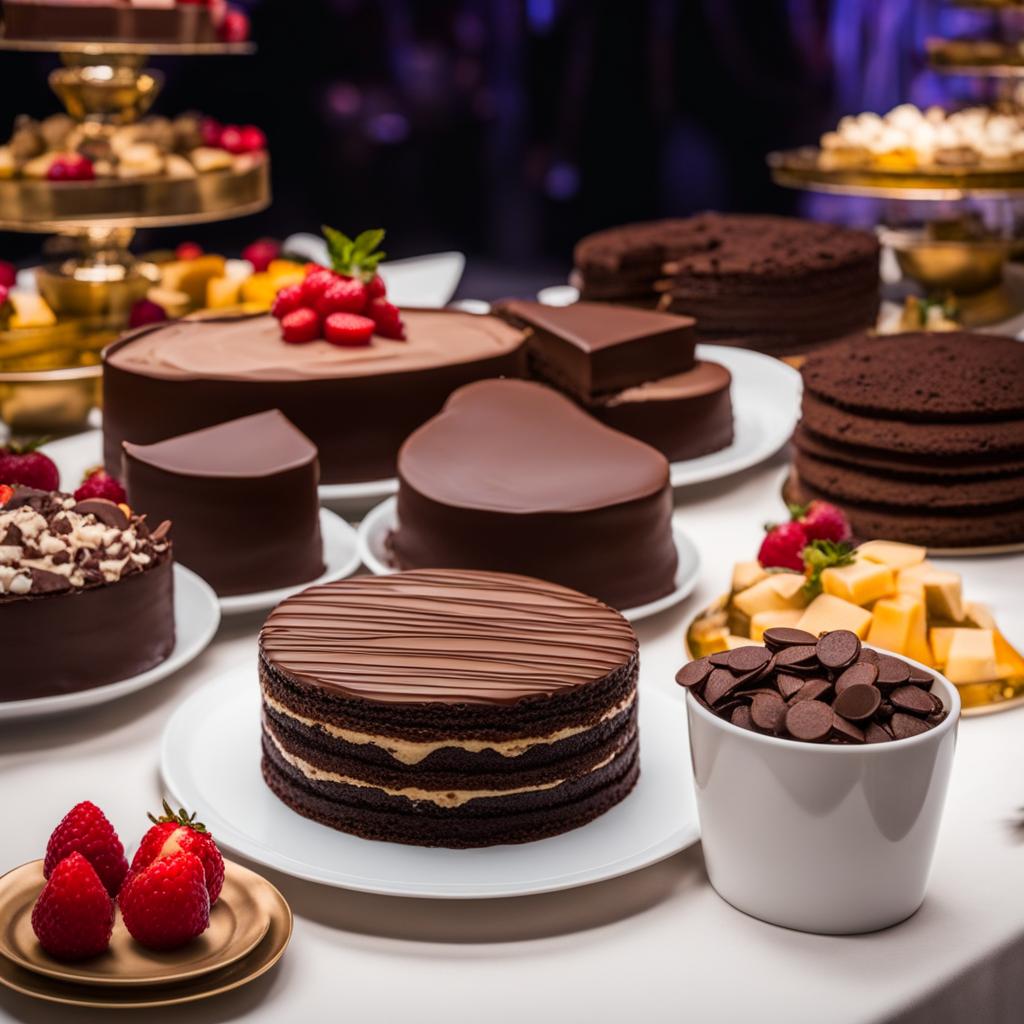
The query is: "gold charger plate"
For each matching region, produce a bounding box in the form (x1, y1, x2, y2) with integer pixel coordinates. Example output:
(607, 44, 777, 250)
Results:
(0, 860, 291, 1007)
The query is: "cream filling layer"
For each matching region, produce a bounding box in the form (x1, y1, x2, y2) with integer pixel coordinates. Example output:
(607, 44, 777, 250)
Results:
(266, 726, 620, 809)
(261, 686, 636, 766)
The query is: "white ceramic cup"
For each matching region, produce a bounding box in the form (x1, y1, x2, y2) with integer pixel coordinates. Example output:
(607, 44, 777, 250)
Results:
(686, 654, 960, 934)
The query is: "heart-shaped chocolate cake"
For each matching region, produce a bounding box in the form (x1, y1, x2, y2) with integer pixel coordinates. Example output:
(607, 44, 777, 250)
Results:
(391, 379, 678, 609)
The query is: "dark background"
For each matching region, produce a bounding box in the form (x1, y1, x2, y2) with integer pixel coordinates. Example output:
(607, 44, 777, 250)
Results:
(0, 0, 1003, 297)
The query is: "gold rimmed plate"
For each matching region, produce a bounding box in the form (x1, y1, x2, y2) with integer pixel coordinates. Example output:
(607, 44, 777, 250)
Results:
(0, 859, 290, 1004)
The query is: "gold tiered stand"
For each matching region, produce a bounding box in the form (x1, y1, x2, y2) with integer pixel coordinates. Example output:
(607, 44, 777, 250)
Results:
(0, 34, 269, 435)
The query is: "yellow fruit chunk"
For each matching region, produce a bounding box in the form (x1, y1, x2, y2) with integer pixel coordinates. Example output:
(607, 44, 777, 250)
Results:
(965, 601, 996, 630)
(147, 287, 190, 319)
(944, 629, 1000, 684)
(867, 593, 931, 664)
(8, 292, 57, 329)
(821, 558, 895, 607)
(796, 594, 873, 639)
(858, 540, 927, 572)
(733, 573, 807, 617)
(750, 609, 803, 643)
(161, 256, 226, 307)
(923, 570, 964, 623)
(206, 276, 242, 309)
(268, 259, 305, 281)
(239, 270, 304, 308)
(732, 560, 767, 594)
(896, 563, 932, 601)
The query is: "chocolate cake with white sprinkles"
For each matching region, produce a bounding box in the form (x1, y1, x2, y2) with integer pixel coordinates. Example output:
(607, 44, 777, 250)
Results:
(258, 570, 640, 847)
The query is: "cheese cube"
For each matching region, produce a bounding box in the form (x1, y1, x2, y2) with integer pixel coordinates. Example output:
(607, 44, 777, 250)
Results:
(867, 593, 926, 658)
(930, 627, 956, 667)
(206, 276, 242, 309)
(945, 629, 999, 684)
(733, 573, 807, 618)
(821, 558, 895, 606)
(965, 601, 996, 630)
(161, 255, 226, 307)
(796, 594, 873, 639)
(732, 560, 767, 594)
(750, 609, 804, 643)
(858, 540, 928, 571)
(923, 570, 964, 623)
(896, 563, 930, 601)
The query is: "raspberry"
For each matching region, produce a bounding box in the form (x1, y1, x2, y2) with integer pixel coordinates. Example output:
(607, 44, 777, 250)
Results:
(44, 801, 129, 897)
(280, 307, 321, 344)
(175, 241, 203, 261)
(47, 154, 94, 182)
(757, 521, 809, 572)
(316, 277, 367, 317)
(219, 6, 250, 42)
(242, 237, 279, 272)
(366, 274, 386, 300)
(218, 125, 246, 155)
(796, 500, 852, 544)
(74, 467, 127, 505)
(270, 283, 304, 320)
(366, 298, 406, 340)
(238, 125, 266, 153)
(0, 261, 16, 288)
(119, 852, 210, 951)
(324, 312, 375, 347)
(32, 852, 114, 961)
(300, 267, 336, 305)
(128, 298, 168, 328)
(200, 118, 223, 148)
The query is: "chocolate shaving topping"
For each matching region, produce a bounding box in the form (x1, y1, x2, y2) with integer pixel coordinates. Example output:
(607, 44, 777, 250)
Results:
(676, 629, 951, 745)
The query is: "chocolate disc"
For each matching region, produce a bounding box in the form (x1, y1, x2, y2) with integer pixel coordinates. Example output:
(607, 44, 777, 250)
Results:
(750, 692, 786, 732)
(857, 648, 880, 667)
(730, 705, 754, 730)
(834, 662, 879, 695)
(73, 497, 129, 530)
(726, 645, 771, 674)
(816, 629, 861, 670)
(708, 651, 734, 667)
(704, 668, 741, 706)
(789, 679, 832, 704)
(776, 673, 806, 700)
(675, 658, 712, 689)
(831, 714, 866, 743)
(865, 722, 894, 744)
(876, 655, 912, 687)
(908, 666, 935, 686)
(833, 683, 882, 722)
(762, 626, 818, 650)
(891, 713, 932, 740)
(774, 645, 818, 668)
(785, 700, 833, 742)
(890, 685, 935, 715)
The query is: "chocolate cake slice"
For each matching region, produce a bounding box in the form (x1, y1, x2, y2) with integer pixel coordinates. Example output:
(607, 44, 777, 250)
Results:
(123, 410, 324, 597)
(0, 486, 174, 701)
(390, 379, 678, 610)
(259, 570, 641, 847)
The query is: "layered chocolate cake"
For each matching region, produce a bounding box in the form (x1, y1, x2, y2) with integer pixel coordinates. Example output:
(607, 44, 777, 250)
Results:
(788, 332, 1024, 548)
(123, 410, 323, 597)
(496, 299, 733, 461)
(390, 379, 678, 610)
(259, 570, 640, 847)
(4, 0, 218, 44)
(102, 310, 526, 484)
(574, 213, 880, 355)
(0, 486, 174, 701)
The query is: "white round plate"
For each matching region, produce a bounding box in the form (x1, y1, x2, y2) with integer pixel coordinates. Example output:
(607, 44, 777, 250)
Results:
(217, 509, 361, 616)
(0, 565, 219, 721)
(161, 665, 698, 899)
(668, 345, 800, 488)
(42, 430, 401, 507)
(357, 496, 700, 622)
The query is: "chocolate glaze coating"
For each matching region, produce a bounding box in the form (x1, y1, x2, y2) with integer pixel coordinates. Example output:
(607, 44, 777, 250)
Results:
(391, 379, 678, 610)
(4, 2, 217, 42)
(102, 311, 527, 485)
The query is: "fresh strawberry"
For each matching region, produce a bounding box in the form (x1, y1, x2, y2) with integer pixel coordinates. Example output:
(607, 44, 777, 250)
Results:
(200, 117, 223, 148)
(44, 801, 128, 897)
(757, 520, 808, 572)
(32, 852, 114, 961)
(316, 277, 367, 317)
(238, 125, 266, 153)
(0, 261, 16, 288)
(128, 802, 225, 904)
(795, 500, 851, 544)
(242, 237, 280, 273)
(325, 311, 375, 347)
(270, 282, 304, 320)
(0, 440, 59, 491)
(128, 298, 168, 329)
(366, 273, 386, 300)
(280, 307, 321, 344)
(47, 154, 94, 182)
(219, 5, 250, 42)
(366, 298, 405, 340)
(300, 267, 336, 306)
(74, 467, 127, 505)
(119, 851, 210, 950)
(0, 484, 13, 506)
(218, 125, 246, 155)
(175, 241, 203, 261)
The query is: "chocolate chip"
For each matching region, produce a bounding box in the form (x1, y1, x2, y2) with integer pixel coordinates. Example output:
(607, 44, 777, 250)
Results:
(762, 627, 817, 650)
(816, 629, 861, 670)
(833, 683, 881, 722)
(28, 567, 71, 594)
(785, 700, 833, 742)
(775, 645, 818, 668)
(73, 497, 129, 530)
(891, 713, 932, 740)
(675, 658, 712, 689)
(727, 645, 771, 674)
(704, 668, 741, 706)
(0, 522, 22, 545)
(890, 685, 935, 716)
(730, 705, 754, 730)
(750, 692, 787, 732)
(876, 655, 912, 688)
(835, 662, 878, 695)
(150, 519, 172, 542)
(50, 516, 72, 536)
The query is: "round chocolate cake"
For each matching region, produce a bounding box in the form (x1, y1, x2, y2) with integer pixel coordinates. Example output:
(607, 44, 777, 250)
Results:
(788, 332, 1024, 548)
(259, 570, 641, 848)
(574, 213, 880, 355)
(103, 310, 526, 485)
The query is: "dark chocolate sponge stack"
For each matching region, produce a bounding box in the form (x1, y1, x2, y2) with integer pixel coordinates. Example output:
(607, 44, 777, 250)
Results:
(574, 212, 880, 355)
(789, 332, 1024, 549)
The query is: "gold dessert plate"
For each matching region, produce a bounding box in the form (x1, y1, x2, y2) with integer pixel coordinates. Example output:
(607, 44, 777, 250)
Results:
(0, 859, 282, 993)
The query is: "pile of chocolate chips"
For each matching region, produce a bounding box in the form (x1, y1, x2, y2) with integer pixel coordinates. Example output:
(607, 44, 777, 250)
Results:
(675, 628, 948, 744)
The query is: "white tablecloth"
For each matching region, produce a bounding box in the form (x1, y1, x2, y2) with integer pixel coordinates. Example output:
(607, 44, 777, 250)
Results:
(2, 447, 1023, 1024)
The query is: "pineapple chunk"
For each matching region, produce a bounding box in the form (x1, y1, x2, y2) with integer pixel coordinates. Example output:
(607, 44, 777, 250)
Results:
(206, 276, 242, 309)
(796, 594, 873, 639)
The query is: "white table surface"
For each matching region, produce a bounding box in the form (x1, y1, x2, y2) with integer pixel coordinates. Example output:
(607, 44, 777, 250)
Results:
(2, 447, 1023, 1024)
